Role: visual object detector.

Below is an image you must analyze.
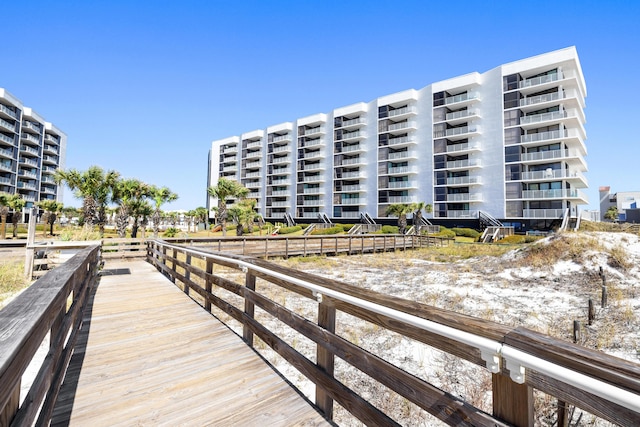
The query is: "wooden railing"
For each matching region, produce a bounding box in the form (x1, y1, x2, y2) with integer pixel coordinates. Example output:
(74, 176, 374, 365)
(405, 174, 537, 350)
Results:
(0, 245, 100, 426)
(147, 239, 640, 426)
(165, 234, 451, 258)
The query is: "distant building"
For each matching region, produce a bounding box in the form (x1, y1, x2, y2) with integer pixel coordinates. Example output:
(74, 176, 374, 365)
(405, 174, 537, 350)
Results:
(0, 88, 67, 212)
(580, 209, 600, 222)
(208, 47, 588, 231)
(599, 186, 640, 222)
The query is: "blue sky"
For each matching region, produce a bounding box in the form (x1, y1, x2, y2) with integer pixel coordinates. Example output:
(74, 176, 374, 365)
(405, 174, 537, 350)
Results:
(2, 0, 639, 211)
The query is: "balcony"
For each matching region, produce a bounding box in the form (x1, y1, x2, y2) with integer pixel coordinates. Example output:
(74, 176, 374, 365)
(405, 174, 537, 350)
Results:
(384, 180, 417, 189)
(0, 133, 15, 145)
(41, 176, 56, 184)
(21, 133, 40, 144)
(299, 198, 324, 206)
(434, 126, 478, 139)
(19, 169, 37, 178)
(341, 171, 365, 179)
(387, 196, 413, 203)
(302, 151, 323, 160)
(20, 157, 38, 167)
(44, 134, 58, 142)
(388, 151, 416, 161)
(244, 171, 261, 178)
(43, 144, 59, 155)
(300, 162, 325, 171)
(270, 179, 291, 186)
(0, 118, 16, 133)
(300, 175, 323, 183)
(446, 110, 476, 121)
(42, 165, 57, 173)
(519, 188, 587, 200)
(0, 105, 18, 119)
(17, 181, 37, 190)
(222, 146, 238, 154)
(446, 193, 482, 202)
(245, 181, 261, 188)
(300, 212, 321, 219)
(0, 162, 13, 172)
(41, 186, 56, 194)
(387, 166, 418, 175)
(271, 156, 291, 164)
(386, 121, 416, 132)
(338, 117, 365, 128)
(302, 138, 323, 148)
(222, 166, 236, 172)
(340, 157, 363, 166)
(272, 134, 291, 143)
(339, 211, 361, 219)
(0, 147, 13, 159)
(271, 201, 291, 207)
(445, 159, 480, 169)
(444, 93, 477, 106)
(245, 140, 262, 149)
(0, 176, 12, 185)
(244, 150, 261, 160)
(338, 198, 362, 206)
(245, 161, 261, 168)
(270, 190, 289, 196)
(520, 129, 566, 144)
(519, 72, 561, 89)
(445, 142, 480, 154)
(273, 145, 290, 153)
(302, 126, 325, 136)
(387, 106, 417, 119)
(222, 155, 237, 163)
(519, 169, 587, 183)
(522, 208, 565, 218)
(446, 176, 481, 186)
(21, 146, 40, 156)
(519, 91, 561, 108)
(519, 110, 565, 126)
(300, 187, 321, 195)
(518, 148, 582, 163)
(23, 122, 41, 133)
(443, 210, 477, 218)
(340, 143, 363, 154)
(388, 135, 416, 147)
(338, 130, 365, 141)
(338, 184, 364, 192)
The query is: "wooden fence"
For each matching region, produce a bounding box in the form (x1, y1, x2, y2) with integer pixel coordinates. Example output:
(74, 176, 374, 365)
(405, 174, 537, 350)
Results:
(147, 239, 640, 426)
(0, 245, 100, 426)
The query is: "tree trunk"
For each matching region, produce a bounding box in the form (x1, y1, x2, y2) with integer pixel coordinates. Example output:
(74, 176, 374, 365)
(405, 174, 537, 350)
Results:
(11, 216, 19, 238)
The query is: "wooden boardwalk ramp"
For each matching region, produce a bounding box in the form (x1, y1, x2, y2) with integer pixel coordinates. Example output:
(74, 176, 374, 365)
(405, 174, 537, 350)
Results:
(51, 260, 331, 427)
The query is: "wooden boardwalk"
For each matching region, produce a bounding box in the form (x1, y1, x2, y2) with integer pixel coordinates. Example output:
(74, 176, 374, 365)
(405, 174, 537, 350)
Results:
(51, 260, 331, 427)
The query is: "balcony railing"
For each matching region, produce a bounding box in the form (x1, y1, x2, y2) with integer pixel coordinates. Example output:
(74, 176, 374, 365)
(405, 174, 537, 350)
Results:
(520, 189, 586, 200)
(0, 104, 18, 119)
(434, 126, 477, 138)
(19, 169, 37, 178)
(340, 144, 362, 153)
(273, 145, 289, 153)
(245, 161, 261, 168)
(270, 179, 291, 185)
(20, 158, 38, 167)
(522, 208, 565, 218)
(271, 156, 290, 164)
(300, 198, 324, 206)
(446, 193, 482, 202)
(341, 171, 364, 179)
(244, 171, 261, 178)
(445, 93, 477, 105)
(222, 146, 238, 154)
(339, 130, 364, 140)
(0, 147, 13, 159)
(21, 133, 40, 144)
(245, 182, 261, 188)
(302, 138, 323, 148)
(388, 106, 416, 118)
(0, 176, 11, 184)
(303, 127, 324, 136)
(222, 166, 236, 172)
(445, 110, 475, 121)
(519, 91, 561, 107)
(42, 165, 57, 173)
(0, 118, 16, 132)
(271, 201, 291, 207)
(301, 187, 321, 194)
(272, 134, 291, 143)
(520, 129, 567, 144)
(386, 121, 416, 132)
(302, 151, 323, 160)
(520, 110, 565, 125)
(21, 146, 40, 155)
(300, 162, 325, 171)
(387, 196, 413, 203)
(385, 180, 416, 189)
(446, 142, 480, 153)
(0, 162, 13, 172)
(388, 136, 414, 146)
(387, 166, 417, 175)
(446, 176, 481, 186)
(43, 145, 59, 154)
(339, 211, 361, 218)
(339, 185, 364, 192)
(340, 117, 365, 127)
(445, 159, 480, 169)
(222, 155, 237, 162)
(338, 198, 361, 205)
(340, 157, 362, 166)
(270, 190, 289, 196)
(518, 149, 582, 163)
(442, 210, 477, 218)
(0, 133, 14, 145)
(245, 140, 262, 149)
(519, 72, 561, 89)
(300, 175, 323, 183)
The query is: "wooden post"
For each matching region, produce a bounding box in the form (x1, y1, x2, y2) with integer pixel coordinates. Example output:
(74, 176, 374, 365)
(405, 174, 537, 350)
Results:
(316, 300, 336, 420)
(492, 373, 534, 426)
(319, 237, 323, 256)
(588, 298, 595, 325)
(348, 236, 352, 255)
(171, 248, 177, 283)
(573, 320, 581, 343)
(184, 254, 191, 295)
(24, 207, 37, 278)
(243, 272, 256, 346)
(601, 286, 607, 308)
(242, 238, 246, 256)
(284, 237, 288, 259)
(205, 259, 213, 312)
(557, 400, 569, 427)
(334, 237, 338, 255)
(0, 383, 20, 427)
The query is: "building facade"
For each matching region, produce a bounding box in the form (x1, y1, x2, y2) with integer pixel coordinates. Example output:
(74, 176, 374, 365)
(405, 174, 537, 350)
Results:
(599, 186, 640, 222)
(0, 88, 67, 211)
(208, 47, 587, 230)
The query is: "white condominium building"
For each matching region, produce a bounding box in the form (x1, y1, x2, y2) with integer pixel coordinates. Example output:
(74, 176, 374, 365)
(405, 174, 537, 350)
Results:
(0, 88, 67, 209)
(208, 47, 587, 230)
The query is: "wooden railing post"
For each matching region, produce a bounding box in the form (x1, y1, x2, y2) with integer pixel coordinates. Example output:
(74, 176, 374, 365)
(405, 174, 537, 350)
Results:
(205, 259, 213, 312)
(492, 373, 533, 426)
(243, 271, 256, 346)
(316, 299, 336, 419)
(184, 253, 191, 295)
(0, 383, 20, 427)
(171, 248, 177, 283)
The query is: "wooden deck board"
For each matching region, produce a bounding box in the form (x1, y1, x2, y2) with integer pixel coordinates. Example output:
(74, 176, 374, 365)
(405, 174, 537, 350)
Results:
(51, 260, 331, 427)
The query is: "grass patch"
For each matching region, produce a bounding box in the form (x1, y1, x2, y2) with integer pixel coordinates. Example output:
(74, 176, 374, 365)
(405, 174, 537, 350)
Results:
(0, 261, 29, 305)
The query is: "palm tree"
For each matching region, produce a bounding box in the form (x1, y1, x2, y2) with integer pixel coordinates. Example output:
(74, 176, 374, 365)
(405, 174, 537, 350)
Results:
(150, 186, 178, 237)
(228, 199, 259, 236)
(411, 202, 433, 235)
(37, 200, 63, 237)
(0, 192, 9, 239)
(55, 166, 119, 236)
(8, 194, 25, 238)
(113, 179, 151, 238)
(207, 178, 249, 236)
(133, 202, 153, 239)
(194, 206, 209, 230)
(386, 203, 413, 234)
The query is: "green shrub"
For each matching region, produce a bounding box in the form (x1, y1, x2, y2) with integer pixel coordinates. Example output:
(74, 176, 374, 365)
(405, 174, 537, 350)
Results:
(279, 225, 302, 234)
(434, 226, 456, 239)
(299, 223, 309, 229)
(341, 224, 354, 232)
(496, 235, 526, 244)
(452, 227, 480, 239)
(311, 226, 342, 235)
(163, 227, 179, 237)
(381, 225, 399, 234)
